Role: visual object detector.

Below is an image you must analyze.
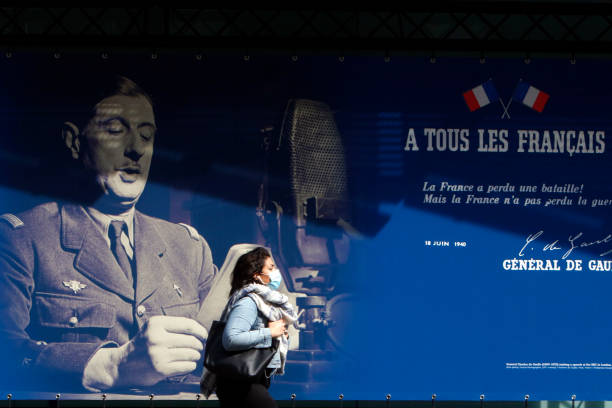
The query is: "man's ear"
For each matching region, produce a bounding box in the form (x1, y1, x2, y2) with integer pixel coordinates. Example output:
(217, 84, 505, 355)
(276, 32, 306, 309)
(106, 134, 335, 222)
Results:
(62, 121, 81, 160)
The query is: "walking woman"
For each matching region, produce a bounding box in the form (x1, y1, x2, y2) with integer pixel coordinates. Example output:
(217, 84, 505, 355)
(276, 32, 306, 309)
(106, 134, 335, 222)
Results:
(202, 247, 298, 407)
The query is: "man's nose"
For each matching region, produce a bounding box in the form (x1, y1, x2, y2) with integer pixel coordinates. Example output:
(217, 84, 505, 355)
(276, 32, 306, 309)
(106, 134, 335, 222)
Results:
(124, 130, 145, 161)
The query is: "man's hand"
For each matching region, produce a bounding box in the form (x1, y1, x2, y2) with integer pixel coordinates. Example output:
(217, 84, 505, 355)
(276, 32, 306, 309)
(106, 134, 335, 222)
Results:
(83, 316, 208, 391)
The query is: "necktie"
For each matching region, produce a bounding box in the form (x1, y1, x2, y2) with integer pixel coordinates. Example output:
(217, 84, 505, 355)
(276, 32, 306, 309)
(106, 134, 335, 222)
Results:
(109, 220, 133, 283)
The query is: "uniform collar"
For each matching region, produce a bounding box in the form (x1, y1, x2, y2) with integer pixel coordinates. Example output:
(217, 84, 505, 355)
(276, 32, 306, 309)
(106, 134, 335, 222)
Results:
(60, 203, 171, 304)
(86, 206, 135, 248)
(60, 203, 135, 300)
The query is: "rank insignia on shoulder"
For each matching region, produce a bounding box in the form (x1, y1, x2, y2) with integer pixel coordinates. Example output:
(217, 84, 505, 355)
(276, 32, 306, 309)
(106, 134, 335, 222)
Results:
(178, 223, 200, 241)
(0, 213, 24, 229)
(63, 280, 87, 294)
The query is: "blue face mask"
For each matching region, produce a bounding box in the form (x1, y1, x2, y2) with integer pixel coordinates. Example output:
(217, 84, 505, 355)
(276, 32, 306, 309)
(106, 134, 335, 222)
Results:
(267, 268, 282, 290)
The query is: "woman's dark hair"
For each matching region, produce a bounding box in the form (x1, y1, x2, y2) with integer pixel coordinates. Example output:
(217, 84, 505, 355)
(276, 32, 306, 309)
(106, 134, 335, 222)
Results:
(230, 247, 271, 295)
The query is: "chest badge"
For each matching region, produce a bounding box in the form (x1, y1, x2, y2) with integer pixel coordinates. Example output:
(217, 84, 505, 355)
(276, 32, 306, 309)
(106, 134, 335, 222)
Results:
(63, 280, 87, 294)
(173, 283, 183, 297)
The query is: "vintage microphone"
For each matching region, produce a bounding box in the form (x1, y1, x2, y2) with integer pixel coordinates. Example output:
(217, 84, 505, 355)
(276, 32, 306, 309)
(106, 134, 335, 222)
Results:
(281, 99, 351, 265)
(259, 99, 354, 352)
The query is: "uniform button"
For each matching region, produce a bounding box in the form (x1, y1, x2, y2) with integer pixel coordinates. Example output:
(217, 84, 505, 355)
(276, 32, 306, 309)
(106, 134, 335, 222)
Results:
(137, 305, 146, 317)
(68, 316, 78, 327)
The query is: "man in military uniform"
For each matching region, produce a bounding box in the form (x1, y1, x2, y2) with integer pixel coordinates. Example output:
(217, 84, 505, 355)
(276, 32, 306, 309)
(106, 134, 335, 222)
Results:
(0, 77, 216, 392)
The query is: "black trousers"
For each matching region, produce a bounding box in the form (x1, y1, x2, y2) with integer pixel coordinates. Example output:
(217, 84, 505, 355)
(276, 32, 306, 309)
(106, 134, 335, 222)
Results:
(215, 368, 278, 408)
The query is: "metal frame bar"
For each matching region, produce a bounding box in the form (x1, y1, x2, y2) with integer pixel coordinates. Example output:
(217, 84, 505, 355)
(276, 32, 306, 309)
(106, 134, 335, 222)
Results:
(2, 5, 612, 54)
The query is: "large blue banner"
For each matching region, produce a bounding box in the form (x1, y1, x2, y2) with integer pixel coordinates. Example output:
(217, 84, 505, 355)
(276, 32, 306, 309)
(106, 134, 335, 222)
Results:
(0, 53, 609, 400)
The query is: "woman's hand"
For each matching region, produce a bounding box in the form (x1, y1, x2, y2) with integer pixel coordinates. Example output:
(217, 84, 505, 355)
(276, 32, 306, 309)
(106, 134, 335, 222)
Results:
(268, 319, 286, 338)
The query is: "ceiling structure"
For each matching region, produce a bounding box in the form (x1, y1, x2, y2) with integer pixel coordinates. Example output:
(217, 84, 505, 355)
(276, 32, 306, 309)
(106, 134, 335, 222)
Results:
(1, 3, 612, 58)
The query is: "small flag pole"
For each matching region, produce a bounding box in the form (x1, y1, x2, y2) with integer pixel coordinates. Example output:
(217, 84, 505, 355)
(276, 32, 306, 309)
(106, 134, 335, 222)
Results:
(500, 97, 512, 119)
(501, 78, 524, 119)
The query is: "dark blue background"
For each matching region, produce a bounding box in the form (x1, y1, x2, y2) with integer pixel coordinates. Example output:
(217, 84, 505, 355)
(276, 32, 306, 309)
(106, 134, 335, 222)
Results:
(0, 53, 610, 399)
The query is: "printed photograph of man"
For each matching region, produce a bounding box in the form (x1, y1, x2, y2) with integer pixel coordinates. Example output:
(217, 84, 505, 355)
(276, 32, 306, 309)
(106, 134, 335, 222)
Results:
(0, 76, 217, 393)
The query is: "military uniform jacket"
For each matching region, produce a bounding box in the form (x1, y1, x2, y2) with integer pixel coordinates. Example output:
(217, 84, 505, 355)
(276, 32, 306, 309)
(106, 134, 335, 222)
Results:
(0, 202, 216, 390)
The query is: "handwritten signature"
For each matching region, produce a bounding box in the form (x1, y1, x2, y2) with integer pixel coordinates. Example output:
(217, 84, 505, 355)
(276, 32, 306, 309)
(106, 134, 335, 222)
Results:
(519, 231, 612, 259)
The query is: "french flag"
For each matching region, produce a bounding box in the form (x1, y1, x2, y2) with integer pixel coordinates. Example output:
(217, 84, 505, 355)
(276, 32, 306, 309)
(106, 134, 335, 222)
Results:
(512, 82, 550, 113)
(463, 80, 499, 112)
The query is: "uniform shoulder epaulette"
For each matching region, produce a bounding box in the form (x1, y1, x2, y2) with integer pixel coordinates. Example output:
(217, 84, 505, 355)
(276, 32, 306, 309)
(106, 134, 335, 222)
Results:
(178, 223, 200, 241)
(0, 213, 24, 229)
